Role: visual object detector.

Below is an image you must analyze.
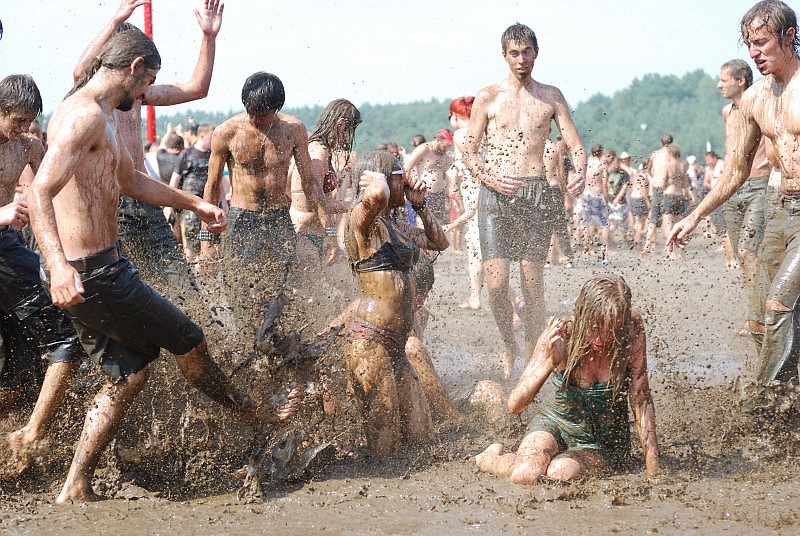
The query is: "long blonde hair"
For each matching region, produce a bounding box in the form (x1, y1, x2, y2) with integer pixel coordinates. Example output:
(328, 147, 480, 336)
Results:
(562, 275, 632, 400)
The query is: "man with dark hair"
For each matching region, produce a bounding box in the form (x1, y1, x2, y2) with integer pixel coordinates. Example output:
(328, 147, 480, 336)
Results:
(463, 22, 586, 379)
(718, 58, 769, 339)
(31, 29, 298, 504)
(201, 72, 329, 333)
(643, 134, 674, 254)
(0, 74, 88, 433)
(403, 129, 454, 225)
(670, 0, 800, 411)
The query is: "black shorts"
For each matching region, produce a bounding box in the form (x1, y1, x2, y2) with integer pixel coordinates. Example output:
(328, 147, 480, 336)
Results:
(0, 227, 85, 389)
(477, 178, 556, 262)
(64, 252, 203, 380)
(224, 206, 297, 269)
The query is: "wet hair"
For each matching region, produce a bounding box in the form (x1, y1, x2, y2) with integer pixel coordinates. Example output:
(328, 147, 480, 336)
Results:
(741, 0, 800, 55)
(308, 98, 361, 153)
(164, 131, 185, 150)
(661, 134, 673, 146)
(413, 255, 435, 296)
(590, 143, 603, 157)
(0, 75, 43, 116)
(69, 27, 161, 98)
(449, 96, 475, 119)
(501, 22, 538, 53)
(721, 59, 754, 88)
(412, 134, 426, 148)
(562, 275, 633, 401)
(351, 150, 397, 201)
(196, 123, 214, 137)
(241, 72, 285, 114)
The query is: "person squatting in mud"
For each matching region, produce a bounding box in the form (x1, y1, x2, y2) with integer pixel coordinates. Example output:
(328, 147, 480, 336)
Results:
(475, 275, 660, 483)
(343, 150, 449, 456)
(28, 28, 300, 504)
(668, 0, 800, 413)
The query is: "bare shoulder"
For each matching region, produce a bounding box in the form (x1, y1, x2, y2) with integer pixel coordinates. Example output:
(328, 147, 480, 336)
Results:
(215, 115, 245, 141)
(18, 134, 44, 157)
(278, 112, 307, 131)
(475, 82, 502, 104)
(536, 81, 566, 101)
(49, 97, 107, 146)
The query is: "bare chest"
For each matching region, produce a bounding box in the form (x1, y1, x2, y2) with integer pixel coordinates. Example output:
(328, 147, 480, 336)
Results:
(0, 141, 30, 202)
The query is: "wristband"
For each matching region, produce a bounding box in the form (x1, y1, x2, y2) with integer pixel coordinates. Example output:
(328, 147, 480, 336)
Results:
(411, 198, 427, 212)
(198, 229, 220, 244)
(325, 226, 337, 237)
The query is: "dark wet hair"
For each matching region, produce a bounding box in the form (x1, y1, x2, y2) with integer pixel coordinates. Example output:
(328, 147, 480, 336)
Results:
(721, 59, 754, 88)
(661, 134, 673, 146)
(591, 143, 603, 157)
(351, 150, 397, 201)
(241, 72, 285, 114)
(164, 131, 185, 150)
(563, 275, 633, 401)
(741, 0, 800, 55)
(69, 27, 161, 98)
(0, 74, 43, 116)
(501, 22, 538, 53)
(309, 98, 361, 152)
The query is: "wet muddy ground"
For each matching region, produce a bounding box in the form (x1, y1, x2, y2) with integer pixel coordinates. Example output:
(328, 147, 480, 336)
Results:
(3, 231, 800, 535)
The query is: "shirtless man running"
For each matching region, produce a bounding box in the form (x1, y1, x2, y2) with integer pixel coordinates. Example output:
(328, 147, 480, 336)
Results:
(30, 29, 298, 504)
(580, 143, 609, 261)
(669, 0, 800, 411)
(463, 23, 586, 378)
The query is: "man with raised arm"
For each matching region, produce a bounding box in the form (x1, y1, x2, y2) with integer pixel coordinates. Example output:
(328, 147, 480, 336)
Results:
(668, 0, 800, 412)
(8, 0, 226, 463)
(463, 22, 586, 379)
(30, 29, 298, 505)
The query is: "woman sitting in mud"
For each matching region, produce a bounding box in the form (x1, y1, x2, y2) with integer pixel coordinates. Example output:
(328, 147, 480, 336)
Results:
(344, 150, 449, 456)
(476, 275, 660, 483)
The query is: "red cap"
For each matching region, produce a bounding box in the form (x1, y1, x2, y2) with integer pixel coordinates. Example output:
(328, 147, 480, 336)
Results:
(436, 128, 454, 146)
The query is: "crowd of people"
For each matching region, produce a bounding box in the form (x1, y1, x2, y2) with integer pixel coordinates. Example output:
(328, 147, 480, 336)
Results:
(0, 0, 799, 503)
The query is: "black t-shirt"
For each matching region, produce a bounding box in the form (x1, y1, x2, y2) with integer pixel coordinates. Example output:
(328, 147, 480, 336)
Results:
(156, 149, 180, 184)
(174, 146, 212, 197)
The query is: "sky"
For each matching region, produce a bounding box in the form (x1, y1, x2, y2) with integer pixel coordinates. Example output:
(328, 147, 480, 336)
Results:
(0, 0, 764, 117)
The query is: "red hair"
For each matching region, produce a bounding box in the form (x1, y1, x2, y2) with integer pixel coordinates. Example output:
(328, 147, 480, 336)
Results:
(449, 96, 475, 119)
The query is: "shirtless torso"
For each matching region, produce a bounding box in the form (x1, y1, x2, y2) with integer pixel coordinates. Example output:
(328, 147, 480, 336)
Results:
(649, 146, 671, 190)
(584, 155, 607, 196)
(0, 133, 43, 208)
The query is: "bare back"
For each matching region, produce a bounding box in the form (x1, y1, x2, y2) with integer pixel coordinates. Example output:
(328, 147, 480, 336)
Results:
(407, 144, 450, 194)
(649, 146, 670, 189)
(0, 134, 44, 205)
(584, 156, 607, 193)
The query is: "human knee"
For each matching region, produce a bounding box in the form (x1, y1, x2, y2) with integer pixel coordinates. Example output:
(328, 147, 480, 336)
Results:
(545, 457, 581, 480)
(509, 463, 542, 485)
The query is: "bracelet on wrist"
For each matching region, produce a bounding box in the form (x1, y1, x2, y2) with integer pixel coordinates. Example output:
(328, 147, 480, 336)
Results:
(325, 226, 337, 237)
(198, 229, 220, 244)
(411, 198, 427, 212)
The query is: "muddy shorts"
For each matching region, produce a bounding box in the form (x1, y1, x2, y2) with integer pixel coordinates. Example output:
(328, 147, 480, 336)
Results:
(661, 194, 686, 216)
(62, 246, 203, 380)
(181, 210, 202, 254)
(629, 197, 648, 217)
(723, 176, 767, 254)
(224, 206, 297, 270)
(427, 192, 449, 224)
(117, 195, 196, 300)
(477, 177, 555, 262)
(0, 227, 85, 389)
(580, 193, 609, 229)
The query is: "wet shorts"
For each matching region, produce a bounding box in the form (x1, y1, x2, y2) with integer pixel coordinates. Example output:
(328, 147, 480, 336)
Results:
(427, 192, 449, 224)
(224, 206, 297, 269)
(580, 193, 609, 229)
(477, 177, 556, 262)
(629, 197, 648, 217)
(63, 246, 203, 380)
(723, 176, 767, 254)
(661, 194, 686, 216)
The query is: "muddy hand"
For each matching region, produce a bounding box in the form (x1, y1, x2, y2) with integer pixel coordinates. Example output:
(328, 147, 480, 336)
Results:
(274, 387, 304, 422)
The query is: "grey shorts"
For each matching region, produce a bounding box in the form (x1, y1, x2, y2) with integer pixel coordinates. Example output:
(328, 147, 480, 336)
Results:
(477, 177, 556, 262)
(723, 176, 767, 254)
(64, 249, 203, 380)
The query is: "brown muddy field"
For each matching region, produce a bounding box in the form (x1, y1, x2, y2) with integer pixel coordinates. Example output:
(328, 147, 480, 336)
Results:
(3, 231, 800, 535)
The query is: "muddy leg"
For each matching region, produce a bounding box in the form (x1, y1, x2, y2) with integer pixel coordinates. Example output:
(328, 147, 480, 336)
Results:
(395, 354, 435, 442)
(405, 337, 459, 420)
(56, 366, 150, 504)
(484, 258, 518, 378)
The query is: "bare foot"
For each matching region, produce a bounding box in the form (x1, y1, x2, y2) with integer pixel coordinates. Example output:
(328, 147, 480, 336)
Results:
(459, 301, 481, 310)
(475, 443, 505, 468)
(3, 429, 43, 480)
(56, 487, 104, 505)
(237, 387, 305, 426)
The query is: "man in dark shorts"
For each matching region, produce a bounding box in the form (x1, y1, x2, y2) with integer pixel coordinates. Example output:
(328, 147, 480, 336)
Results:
(30, 29, 299, 504)
(0, 75, 88, 430)
(403, 129, 454, 224)
(201, 72, 329, 334)
(463, 23, 586, 378)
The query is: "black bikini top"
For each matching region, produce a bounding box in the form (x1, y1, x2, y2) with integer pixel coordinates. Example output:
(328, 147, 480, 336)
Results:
(351, 217, 420, 274)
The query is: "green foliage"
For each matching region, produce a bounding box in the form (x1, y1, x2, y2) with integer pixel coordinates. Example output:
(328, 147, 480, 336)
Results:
(572, 69, 727, 162)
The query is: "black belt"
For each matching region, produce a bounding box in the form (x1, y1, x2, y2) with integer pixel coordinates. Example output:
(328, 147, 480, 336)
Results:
(67, 243, 120, 273)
